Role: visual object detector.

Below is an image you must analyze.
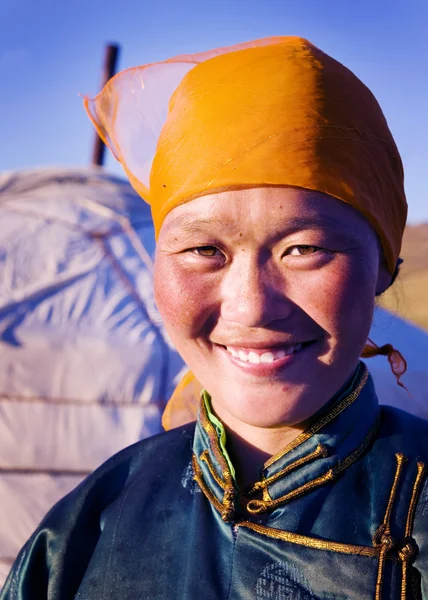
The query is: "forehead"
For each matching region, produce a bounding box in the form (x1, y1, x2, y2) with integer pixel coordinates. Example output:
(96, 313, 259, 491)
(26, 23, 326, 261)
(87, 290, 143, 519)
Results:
(159, 186, 374, 239)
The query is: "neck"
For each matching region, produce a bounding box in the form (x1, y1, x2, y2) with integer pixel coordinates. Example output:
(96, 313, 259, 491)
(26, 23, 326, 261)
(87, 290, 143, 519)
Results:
(208, 365, 362, 490)
(223, 421, 306, 491)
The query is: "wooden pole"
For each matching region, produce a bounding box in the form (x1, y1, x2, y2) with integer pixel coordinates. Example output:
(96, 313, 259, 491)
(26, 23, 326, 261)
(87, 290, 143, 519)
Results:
(91, 43, 120, 167)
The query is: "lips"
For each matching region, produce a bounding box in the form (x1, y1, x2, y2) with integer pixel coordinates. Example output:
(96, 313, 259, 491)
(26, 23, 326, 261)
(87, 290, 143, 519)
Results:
(226, 344, 302, 364)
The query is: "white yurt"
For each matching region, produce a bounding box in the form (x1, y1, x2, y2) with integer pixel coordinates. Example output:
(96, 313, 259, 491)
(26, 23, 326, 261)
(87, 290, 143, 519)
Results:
(0, 166, 426, 586)
(0, 167, 185, 584)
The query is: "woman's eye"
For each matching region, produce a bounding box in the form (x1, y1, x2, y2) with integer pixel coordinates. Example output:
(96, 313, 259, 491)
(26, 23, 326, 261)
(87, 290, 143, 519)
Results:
(286, 245, 322, 256)
(191, 246, 221, 257)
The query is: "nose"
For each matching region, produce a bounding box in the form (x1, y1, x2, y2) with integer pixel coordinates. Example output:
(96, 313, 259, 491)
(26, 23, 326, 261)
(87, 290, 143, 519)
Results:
(220, 254, 293, 328)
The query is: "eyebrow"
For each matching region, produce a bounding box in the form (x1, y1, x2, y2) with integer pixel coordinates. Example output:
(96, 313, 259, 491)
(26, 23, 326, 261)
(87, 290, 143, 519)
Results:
(163, 217, 231, 236)
(165, 214, 351, 236)
(278, 216, 350, 232)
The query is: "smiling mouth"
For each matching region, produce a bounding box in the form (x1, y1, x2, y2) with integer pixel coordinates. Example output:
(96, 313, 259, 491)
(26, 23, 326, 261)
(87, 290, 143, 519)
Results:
(220, 342, 314, 364)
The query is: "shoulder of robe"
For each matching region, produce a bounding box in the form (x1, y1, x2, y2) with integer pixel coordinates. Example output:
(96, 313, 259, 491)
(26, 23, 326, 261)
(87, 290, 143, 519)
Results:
(0, 422, 196, 600)
(49, 420, 196, 526)
(377, 405, 428, 459)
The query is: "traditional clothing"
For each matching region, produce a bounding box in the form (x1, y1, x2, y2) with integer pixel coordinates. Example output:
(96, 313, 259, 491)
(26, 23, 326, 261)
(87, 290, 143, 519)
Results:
(2, 364, 428, 599)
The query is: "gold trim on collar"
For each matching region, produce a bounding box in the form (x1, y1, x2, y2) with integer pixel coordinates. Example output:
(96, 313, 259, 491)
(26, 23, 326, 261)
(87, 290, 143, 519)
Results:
(192, 454, 232, 520)
(246, 414, 379, 515)
(195, 367, 375, 521)
(264, 368, 369, 469)
(193, 452, 236, 522)
(199, 394, 235, 485)
(200, 450, 228, 491)
(247, 469, 335, 514)
(245, 444, 329, 499)
(239, 521, 378, 557)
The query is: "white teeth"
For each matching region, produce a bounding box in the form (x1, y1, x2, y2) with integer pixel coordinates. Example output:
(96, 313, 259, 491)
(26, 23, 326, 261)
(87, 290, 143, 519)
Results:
(238, 350, 249, 362)
(248, 352, 261, 364)
(226, 344, 304, 363)
(260, 352, 274, 363)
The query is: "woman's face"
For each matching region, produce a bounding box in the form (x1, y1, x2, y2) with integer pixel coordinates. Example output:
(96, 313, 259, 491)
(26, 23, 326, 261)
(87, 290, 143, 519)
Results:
(154, 187, 390, 430)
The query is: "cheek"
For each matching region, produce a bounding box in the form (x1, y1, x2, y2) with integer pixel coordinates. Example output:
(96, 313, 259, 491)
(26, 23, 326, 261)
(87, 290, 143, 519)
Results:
(295, 257, 377, 339)
(153, 257, 214, 337)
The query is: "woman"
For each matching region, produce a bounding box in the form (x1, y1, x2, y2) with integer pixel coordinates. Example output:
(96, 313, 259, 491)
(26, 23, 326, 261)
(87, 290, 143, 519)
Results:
(2, 36, 427, 600)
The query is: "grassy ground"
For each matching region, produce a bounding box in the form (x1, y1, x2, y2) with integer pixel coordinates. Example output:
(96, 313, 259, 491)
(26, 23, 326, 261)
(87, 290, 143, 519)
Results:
(380, 224, 428, 331)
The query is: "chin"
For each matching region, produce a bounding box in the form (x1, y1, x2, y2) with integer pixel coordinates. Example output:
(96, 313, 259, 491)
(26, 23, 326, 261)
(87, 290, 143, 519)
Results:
(211, 382, 318, 429)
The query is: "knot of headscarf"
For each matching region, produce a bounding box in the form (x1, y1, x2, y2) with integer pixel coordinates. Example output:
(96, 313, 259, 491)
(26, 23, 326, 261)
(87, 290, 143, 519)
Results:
(362, 339, 408, 391)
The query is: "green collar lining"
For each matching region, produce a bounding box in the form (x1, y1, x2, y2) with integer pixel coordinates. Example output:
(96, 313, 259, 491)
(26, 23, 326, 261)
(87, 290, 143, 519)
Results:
(201, 390, 236, 480)
(200, 364, 362, 484)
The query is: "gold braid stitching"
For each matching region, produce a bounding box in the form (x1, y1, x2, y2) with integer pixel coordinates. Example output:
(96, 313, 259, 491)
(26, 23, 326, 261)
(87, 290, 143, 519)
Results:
(246, 416, 379, 515)
(199, 450, 236, 521)
(335, 414, 380, 472)
(262, 486, 272, 501)
(198, 396, 238, 520)
(247, 470, 335, 514)
(405, 462, 426, 538)
(245, 444, 328, 498)
(197, 365, 368, 519)
(200, 450, 228, 491)
(375, 545, 391, 600)
(264, 368, 369, 468)
(193, 451, 236, 522)
(199, 397, 234, 485)
(239, 521, 378, 557)
(401, 561, 408, 600)
(374, 453, 407, 600)
(386, 454, 407, 526)
(192, 454, 224, 515)
(399, 462, 426, 600)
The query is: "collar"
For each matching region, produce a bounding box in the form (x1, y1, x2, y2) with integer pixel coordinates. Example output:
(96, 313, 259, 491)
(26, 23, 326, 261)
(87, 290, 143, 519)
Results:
(192, 363, 380, 522)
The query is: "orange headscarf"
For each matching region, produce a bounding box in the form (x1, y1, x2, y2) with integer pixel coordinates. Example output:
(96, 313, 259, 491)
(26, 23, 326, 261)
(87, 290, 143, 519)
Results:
(84, 36, 408, 428)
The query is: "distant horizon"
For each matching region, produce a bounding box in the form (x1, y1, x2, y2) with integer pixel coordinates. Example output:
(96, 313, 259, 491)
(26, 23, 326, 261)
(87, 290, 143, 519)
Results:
(3, 163, 426, 227)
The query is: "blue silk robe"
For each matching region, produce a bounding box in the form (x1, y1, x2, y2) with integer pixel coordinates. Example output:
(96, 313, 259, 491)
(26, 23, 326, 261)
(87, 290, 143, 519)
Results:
(2, 364, 428, 599)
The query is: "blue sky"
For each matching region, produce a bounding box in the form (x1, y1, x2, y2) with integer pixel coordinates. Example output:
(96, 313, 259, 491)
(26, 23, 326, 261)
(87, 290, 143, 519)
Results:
(1, 0, 427, 222)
